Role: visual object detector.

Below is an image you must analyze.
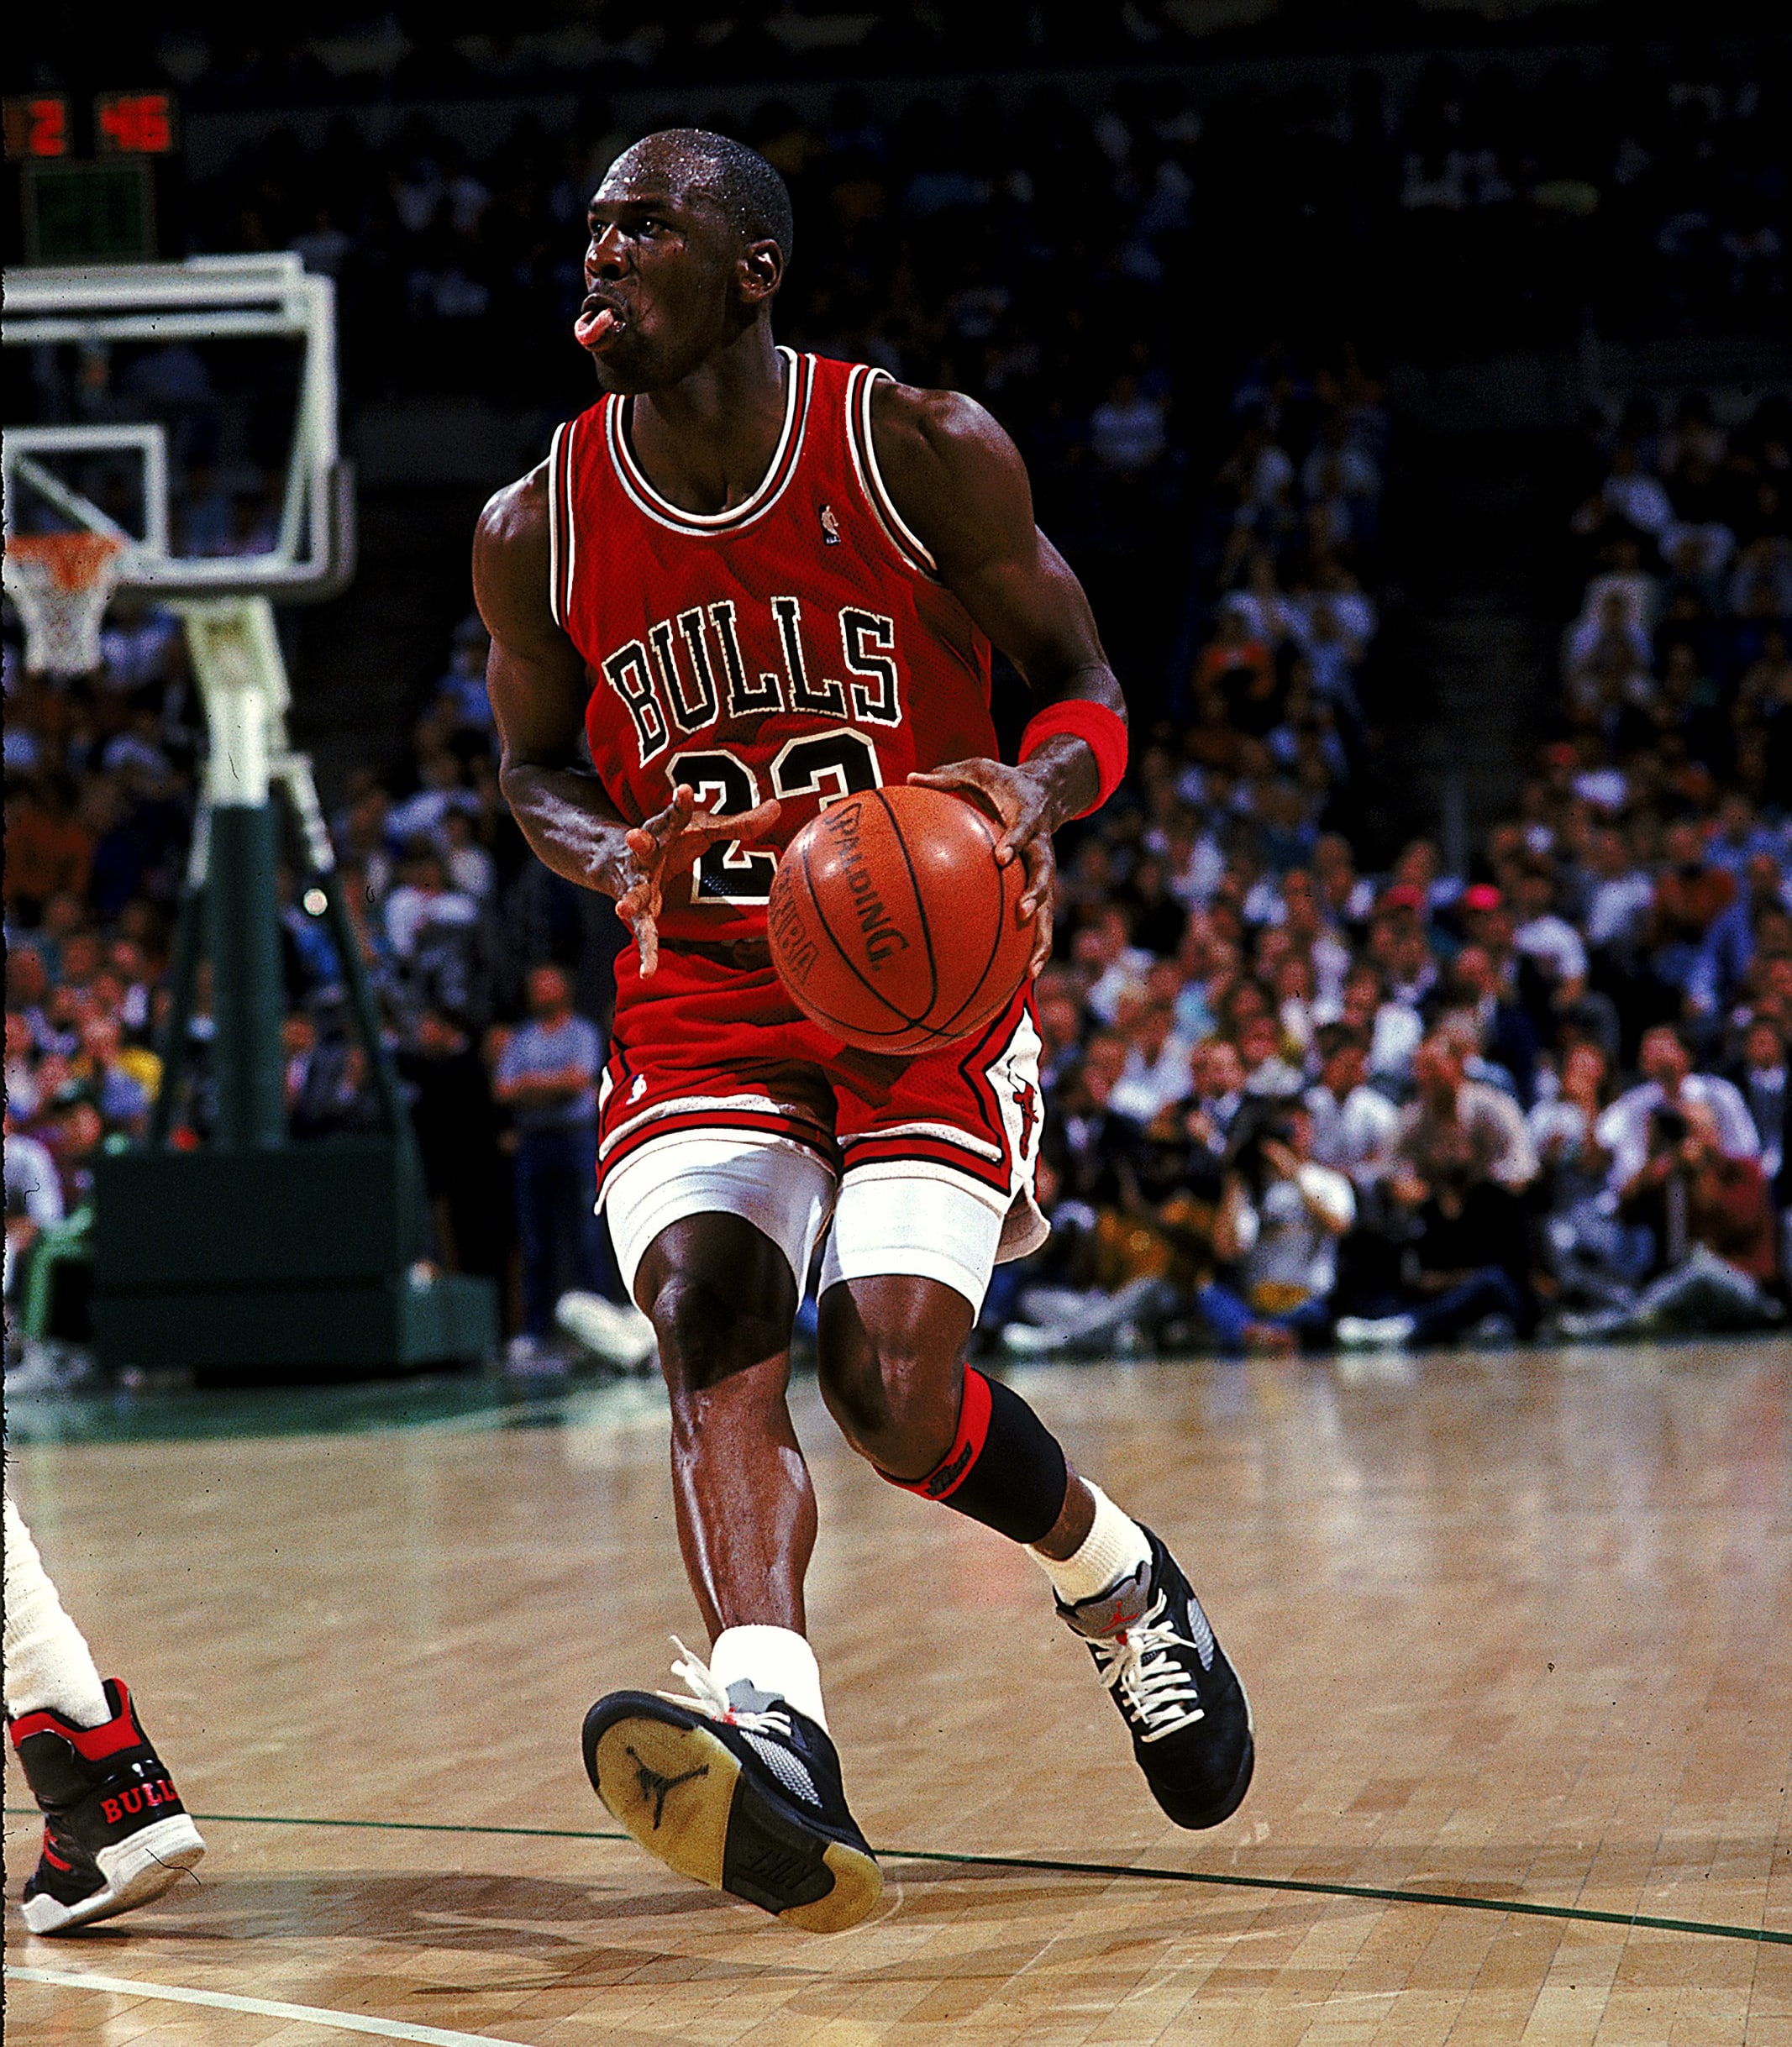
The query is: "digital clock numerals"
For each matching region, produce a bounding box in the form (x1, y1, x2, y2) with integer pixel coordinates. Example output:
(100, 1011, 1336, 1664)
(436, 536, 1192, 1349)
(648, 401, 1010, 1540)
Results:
(3, 97, 69, 160)
(96, 94, 176, 157)
(3, 92, 178, 160)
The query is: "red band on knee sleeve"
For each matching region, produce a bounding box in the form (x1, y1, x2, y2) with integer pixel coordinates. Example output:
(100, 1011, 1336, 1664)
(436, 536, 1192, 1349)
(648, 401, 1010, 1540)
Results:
(877, 1367, 993, 1502)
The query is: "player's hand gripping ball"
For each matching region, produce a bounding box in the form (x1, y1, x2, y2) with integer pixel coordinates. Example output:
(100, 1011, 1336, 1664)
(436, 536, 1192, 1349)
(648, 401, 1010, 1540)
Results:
(768, 784, 1033, 1055)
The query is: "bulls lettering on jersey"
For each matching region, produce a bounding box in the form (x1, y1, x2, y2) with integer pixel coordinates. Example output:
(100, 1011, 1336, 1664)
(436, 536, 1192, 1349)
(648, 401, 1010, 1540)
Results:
(547, 350, 999, 951)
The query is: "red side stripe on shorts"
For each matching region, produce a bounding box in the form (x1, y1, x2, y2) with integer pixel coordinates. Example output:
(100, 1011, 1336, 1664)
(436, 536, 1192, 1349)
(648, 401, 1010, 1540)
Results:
(878, 1367, 993, 1503)
(839, 1136, 1012, 1195)
(596, 1109, 838, 1196)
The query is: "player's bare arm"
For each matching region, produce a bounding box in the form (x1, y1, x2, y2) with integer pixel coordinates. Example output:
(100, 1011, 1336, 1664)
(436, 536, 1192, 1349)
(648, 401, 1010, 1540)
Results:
(474, 464, 779, 976)
(873, 380, 1125, 972)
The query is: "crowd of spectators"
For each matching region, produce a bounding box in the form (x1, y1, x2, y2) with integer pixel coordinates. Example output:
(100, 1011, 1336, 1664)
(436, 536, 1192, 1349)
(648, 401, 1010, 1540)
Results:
(5, 49, 1789, 1373)
(991, 381, 1790, 1357)
(12, 49, 1787, 743)
(18, 36, 1759, 692)
(181, 44, 1788, 406)
(8, 365, 1786, 1374)
(2, 582, 633, 1368)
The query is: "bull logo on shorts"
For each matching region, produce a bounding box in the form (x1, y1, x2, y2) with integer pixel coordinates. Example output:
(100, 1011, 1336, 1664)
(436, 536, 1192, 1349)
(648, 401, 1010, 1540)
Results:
(1012, 1079, 1038, 1159)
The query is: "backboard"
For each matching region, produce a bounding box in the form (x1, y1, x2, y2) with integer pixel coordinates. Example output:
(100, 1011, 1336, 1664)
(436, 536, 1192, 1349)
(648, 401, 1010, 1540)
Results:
(3, 253, 354, 601)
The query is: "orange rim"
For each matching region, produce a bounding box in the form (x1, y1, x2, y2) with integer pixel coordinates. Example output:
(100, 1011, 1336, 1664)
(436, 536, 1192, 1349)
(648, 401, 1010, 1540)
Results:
(4, 532, 127, 591)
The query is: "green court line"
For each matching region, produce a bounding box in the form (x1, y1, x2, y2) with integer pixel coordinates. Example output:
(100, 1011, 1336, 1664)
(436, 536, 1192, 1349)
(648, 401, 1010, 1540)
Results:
(8, 1805, 1783, 1946)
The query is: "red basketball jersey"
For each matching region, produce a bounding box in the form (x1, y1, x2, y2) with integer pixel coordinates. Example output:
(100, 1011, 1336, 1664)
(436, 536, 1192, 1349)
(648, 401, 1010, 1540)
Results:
(548, 350, 996, 995)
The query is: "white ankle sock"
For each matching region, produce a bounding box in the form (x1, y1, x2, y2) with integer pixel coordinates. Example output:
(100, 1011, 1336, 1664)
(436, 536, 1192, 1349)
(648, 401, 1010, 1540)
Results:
(1028, 1482, 1153, 1607)
(3, 1491, 112, 1728)
(708, 1624, 828, 1732)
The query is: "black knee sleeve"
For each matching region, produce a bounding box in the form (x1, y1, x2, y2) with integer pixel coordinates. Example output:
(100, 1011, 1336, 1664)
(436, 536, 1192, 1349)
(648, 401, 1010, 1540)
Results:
(877, 1367, 1069, 1545)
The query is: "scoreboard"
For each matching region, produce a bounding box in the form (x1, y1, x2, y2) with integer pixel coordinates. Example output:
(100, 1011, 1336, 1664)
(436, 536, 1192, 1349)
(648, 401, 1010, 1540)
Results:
(96, 93, 179, 157)
(3, 91, 179, 161)
(3, 91, 180, 263)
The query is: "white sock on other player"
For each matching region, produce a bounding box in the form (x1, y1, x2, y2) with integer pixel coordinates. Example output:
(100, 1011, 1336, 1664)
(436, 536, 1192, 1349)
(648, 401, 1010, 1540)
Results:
(708, 1624, 828, 1732)
(1028, 1482, 1153, 1607)
(3, 1489, 113, 1729)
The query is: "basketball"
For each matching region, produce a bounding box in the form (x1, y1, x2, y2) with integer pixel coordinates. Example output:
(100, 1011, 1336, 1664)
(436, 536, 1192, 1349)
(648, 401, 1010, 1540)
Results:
(768, 785, 1033, 1054)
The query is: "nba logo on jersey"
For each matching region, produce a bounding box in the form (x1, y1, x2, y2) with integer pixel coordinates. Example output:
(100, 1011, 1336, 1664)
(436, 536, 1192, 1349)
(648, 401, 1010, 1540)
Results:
(820, 503, 842, 545)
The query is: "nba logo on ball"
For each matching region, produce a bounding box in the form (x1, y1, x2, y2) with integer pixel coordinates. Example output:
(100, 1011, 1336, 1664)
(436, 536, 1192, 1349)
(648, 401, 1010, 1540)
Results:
(767, 890, 820, 989)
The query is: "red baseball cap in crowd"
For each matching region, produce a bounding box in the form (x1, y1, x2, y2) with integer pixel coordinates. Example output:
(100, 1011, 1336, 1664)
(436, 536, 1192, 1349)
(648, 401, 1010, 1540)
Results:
(1462, 884, 1504, 911)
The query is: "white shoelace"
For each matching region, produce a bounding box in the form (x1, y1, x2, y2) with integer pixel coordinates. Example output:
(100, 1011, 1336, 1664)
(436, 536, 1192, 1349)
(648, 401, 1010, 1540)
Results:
(1090, 1594, 1207, 1743)
(659, 1636, 794, 1736)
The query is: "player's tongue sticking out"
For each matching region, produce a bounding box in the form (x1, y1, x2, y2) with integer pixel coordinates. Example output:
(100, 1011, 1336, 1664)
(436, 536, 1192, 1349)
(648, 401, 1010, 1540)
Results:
(575, 306, 620, 350)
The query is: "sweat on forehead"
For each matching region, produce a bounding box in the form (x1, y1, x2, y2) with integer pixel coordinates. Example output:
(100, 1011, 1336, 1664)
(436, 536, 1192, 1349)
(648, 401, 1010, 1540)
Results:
(602, 128, 794, 260)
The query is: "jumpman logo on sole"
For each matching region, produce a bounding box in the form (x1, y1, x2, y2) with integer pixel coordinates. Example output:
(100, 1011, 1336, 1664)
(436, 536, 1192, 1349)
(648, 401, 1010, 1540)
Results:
(626, 1745, 710, 1829)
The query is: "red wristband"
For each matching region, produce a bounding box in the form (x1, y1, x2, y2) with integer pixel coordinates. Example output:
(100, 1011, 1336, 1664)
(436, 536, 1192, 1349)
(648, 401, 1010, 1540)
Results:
(1017, 699, 1128, 819)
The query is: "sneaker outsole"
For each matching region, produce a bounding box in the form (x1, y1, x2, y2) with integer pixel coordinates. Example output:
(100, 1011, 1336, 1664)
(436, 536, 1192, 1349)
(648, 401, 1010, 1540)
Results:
(21, 1814, 206, 1935)
(584, 1698, 881, 1933)
(1152, 1721, 1255, 1829)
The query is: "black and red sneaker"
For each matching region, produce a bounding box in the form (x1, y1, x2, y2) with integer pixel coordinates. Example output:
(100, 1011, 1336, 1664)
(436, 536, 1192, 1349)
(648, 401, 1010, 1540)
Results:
(1059, 1527, 1255, 1829)
(582, 1641, 880, 1933)
(9, 1679, 205, 1934)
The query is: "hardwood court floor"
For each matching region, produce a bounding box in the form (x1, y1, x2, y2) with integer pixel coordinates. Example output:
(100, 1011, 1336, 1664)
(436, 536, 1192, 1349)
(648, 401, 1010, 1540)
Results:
(6, 1338, 1789, 2045)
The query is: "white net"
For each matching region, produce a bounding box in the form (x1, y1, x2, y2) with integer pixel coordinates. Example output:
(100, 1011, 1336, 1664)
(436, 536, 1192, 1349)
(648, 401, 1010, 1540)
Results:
(2, 533, 128, 677)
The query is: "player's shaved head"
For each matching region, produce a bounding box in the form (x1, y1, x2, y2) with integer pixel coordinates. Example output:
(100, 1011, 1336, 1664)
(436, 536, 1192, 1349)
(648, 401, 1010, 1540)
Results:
(608, 129, 794, 268)
(580, 129, 792, 391)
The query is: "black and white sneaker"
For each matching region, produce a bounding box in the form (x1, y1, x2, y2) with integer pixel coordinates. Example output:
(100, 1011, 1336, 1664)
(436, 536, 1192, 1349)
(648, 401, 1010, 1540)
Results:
(582, 1641, 881, 1933)
(9, 1679, 206, 1934)
(1059, 1527, 1254, 1829)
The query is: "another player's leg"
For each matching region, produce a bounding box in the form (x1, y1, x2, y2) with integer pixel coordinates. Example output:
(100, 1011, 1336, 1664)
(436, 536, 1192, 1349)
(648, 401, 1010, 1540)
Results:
(815, 1173, 1253, 1829)
(578, 1142, 880, 1930)
(4, 1489, 204, 1933)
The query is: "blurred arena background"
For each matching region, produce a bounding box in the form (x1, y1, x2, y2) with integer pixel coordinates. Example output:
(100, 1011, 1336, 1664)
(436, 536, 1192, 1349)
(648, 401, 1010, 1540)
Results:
(3, 3, 1792, 1392)
(3, 6, 1789, 1378)
(5, 11, 1791, 2043)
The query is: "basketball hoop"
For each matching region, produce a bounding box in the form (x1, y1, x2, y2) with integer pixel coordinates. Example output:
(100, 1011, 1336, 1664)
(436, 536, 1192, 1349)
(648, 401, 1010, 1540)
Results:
(2, 531, 129, 677)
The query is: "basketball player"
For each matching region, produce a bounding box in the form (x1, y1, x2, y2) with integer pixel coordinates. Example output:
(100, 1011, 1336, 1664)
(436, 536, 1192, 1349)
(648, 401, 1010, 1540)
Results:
(475, 130, 1253, 1931)
(5, 1488, 205, 1931)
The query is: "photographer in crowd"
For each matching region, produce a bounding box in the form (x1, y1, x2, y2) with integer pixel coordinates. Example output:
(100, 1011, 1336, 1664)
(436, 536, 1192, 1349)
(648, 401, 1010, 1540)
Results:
(1561, 1098, 1784, 1338)
(1336, 1036, 1541, 1349)
(1195, 1104, 1355, 1355)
